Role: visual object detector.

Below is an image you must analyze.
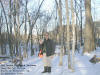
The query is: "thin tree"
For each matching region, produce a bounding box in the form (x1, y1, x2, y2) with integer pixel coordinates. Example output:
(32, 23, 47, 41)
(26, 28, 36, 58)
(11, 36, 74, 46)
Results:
(56, 0, 63, 66)
(65, 0, 72, 69)
(71, 0, 76, 71)
(8, 0, 13, 58)
(23, 0, 28, 58)
(80, 0, 83, 46)
(0, 10, 3, 55)
(0, 0, 10, 56)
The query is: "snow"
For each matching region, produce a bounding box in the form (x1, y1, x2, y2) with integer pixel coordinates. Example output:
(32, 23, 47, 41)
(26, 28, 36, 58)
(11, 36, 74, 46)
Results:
(1, 47, 100, 75)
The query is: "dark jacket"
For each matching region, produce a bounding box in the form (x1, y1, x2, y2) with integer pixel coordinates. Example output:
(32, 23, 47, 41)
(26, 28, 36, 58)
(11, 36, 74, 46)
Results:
(39, 39, 55, 56)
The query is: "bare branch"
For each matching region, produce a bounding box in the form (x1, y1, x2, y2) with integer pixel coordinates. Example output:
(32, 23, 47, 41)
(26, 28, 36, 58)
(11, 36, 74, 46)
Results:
(27, 0, 45, 43)
(0, 0, 9, 33)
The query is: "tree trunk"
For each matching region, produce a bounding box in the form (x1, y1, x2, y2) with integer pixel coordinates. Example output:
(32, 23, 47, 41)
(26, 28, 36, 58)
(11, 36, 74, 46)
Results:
(31, 30, 34, 56)
(56, 0, 63, 66)
(15, 0, 23, 63)
(80, 0, 83, 46)
(9, 0, 13, 58)
(83, 0, 95, 53)
(71, 0, 76, 71)
(23, 0, 28, 58)
(23, 42, 28, 58)
(65, 0, 71, 69)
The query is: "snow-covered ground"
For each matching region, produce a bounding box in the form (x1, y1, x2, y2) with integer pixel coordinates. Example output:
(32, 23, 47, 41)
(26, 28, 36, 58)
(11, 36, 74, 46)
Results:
(0, 47, 100, 75)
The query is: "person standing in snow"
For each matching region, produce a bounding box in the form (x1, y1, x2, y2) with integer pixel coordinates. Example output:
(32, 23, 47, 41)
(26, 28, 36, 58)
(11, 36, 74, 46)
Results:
(39, 32, 55, 73)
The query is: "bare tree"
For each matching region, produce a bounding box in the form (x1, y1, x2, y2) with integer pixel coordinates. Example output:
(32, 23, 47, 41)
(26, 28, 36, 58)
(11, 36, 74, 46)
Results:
(83, 0, 95, 53)
(55, 0, 63, 66)
(65, 0, 72, 69)
(0, 0, 9, 33)
(8, 0, 14, 58)
(23, 0, 28, 58)
(71, 0, 76, 71)
(0, 0, 11, 56)
(80, 0, 83, 46)
(0, 10, 3, 55)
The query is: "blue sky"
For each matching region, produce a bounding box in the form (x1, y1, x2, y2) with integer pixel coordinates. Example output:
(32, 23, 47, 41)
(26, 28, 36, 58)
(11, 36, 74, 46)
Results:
(27, 0, 54, 13)
(91, 0, 100, 21)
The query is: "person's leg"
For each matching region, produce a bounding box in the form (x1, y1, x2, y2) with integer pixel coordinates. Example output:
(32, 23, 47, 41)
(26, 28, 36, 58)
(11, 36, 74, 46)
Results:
(42, 53, 48, 73)
(47, 56, 51, 73)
